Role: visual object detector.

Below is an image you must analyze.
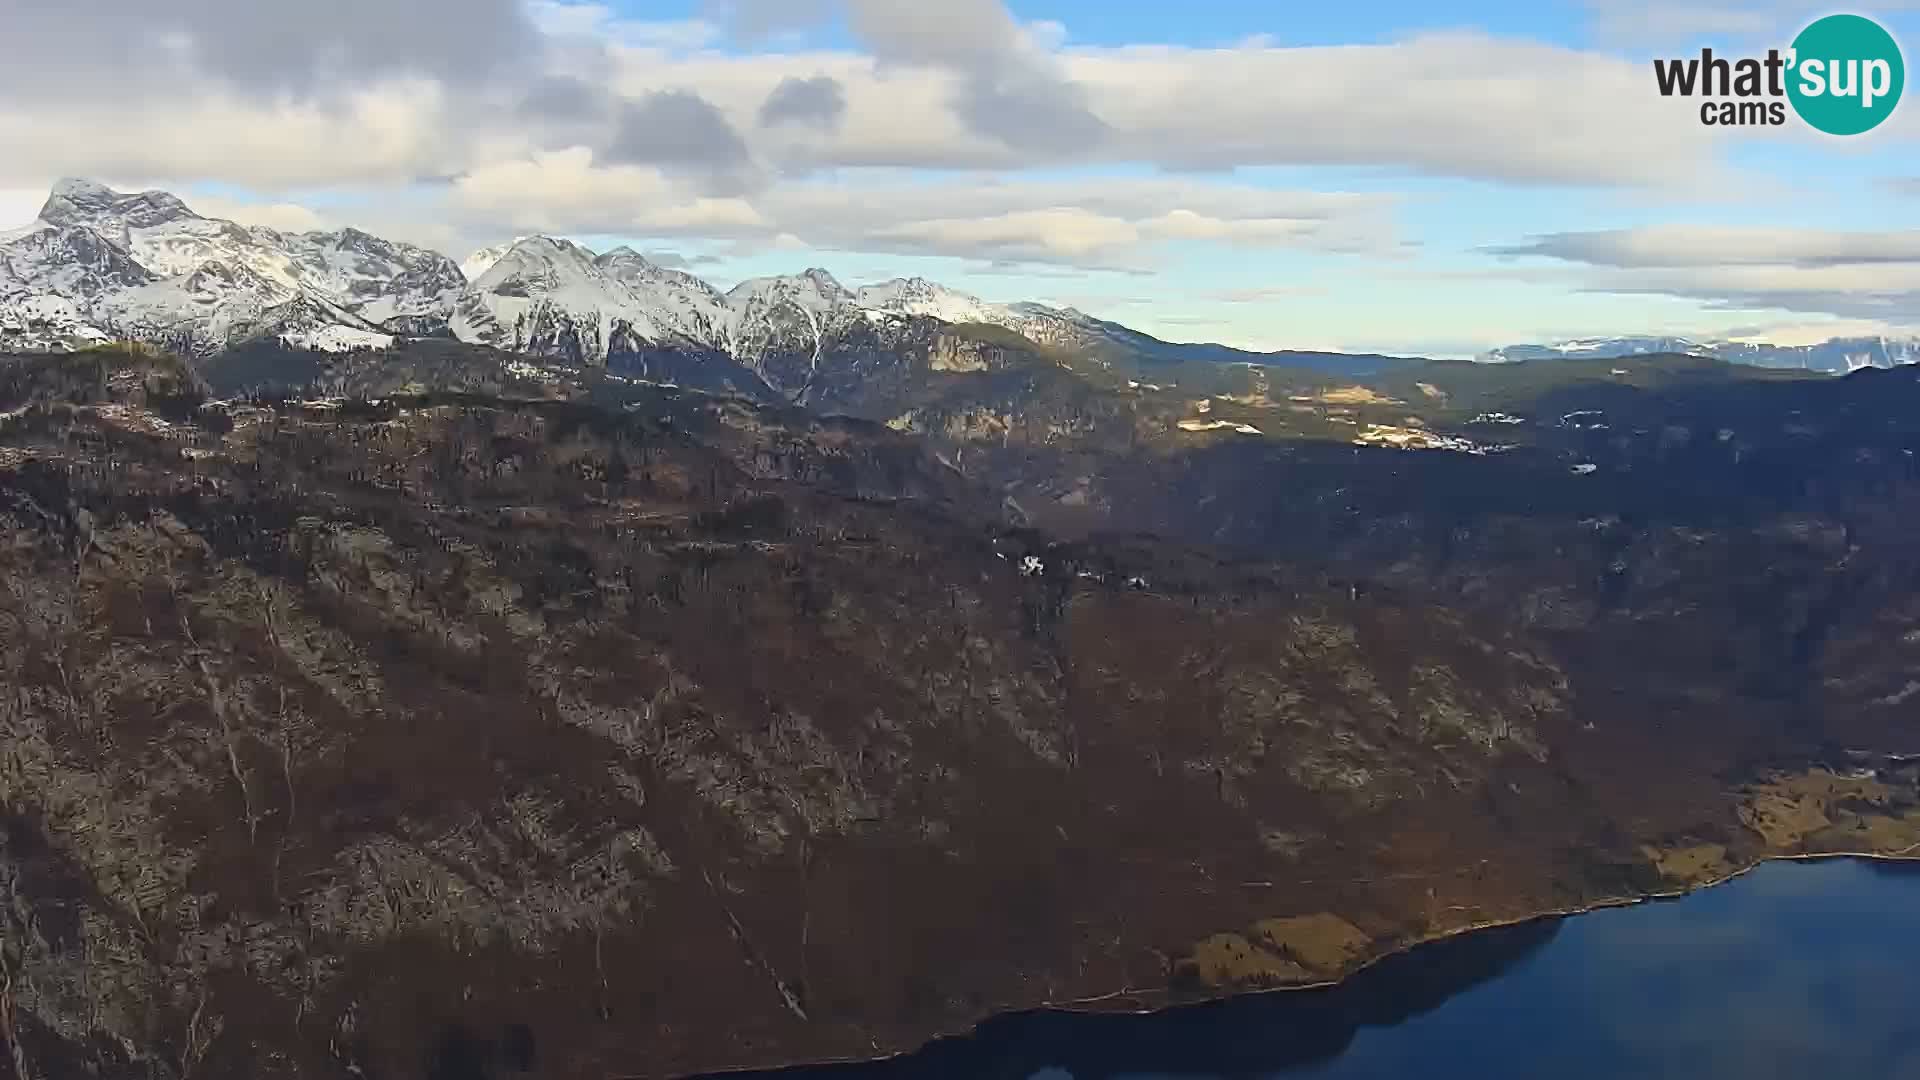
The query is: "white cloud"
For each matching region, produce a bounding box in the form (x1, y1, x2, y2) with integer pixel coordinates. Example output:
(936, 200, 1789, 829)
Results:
(1060, 33, 1721, 186)
(438, 157, 1402, 269)
(577, 29, 1727, 186)
(0, 82, 460, 190)
(449, 148, 767, 236)
(865, 209, 1144, 265)
(759, 75, 847, 130)
(751, 176, 1403, 267)
(0, 4, 1741, 199)
(0, 0, 1867, 347)
(1492, 225, 1920, 319)
(1, 0, 537, 100)
(189, 197, 331, 233)
(0, 187, 50, 229)
(1149, 210, 1300, 242)
(1495, 226, 1920, 268)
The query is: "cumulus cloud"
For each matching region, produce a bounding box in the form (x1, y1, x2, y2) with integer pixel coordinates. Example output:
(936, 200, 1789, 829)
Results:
(449, 148, 766, 236)
(839, 0, 1027, 67)
(845, 0, 1108, 154)
(956, 73, 1108, 155)
(572, 30, 1722, 185)
(758, 76, 848, 130)
(0, 82, 461, 190)
(1062, 33, 1718, 185)
(0, 2, 1736, 198)
(1491, 225, 1920, 319)
(602, 90, 758, 192)
(713, 0, 1107, 155)
(518, 75, 613, 123)
(0, 0, 536, 100)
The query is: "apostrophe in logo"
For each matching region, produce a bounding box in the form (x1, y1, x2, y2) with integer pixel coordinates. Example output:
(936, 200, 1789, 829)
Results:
(1653, 13, 1904, 134)
(1787, 14, 1904, 134)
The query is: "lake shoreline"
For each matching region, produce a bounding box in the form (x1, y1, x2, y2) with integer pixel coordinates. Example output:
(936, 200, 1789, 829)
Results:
(1057, 848, 1920, 1015)
(693, 848, 1920, 1078)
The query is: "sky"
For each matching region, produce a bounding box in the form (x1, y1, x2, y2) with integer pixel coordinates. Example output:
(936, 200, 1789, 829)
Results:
(3, 0, 1919, 357)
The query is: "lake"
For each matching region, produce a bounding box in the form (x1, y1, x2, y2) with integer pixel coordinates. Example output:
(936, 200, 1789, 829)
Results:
(745, 858, 1920, 1080)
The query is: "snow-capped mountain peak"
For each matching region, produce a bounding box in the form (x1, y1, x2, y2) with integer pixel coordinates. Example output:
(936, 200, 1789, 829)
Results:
(595, 246, 719, 296)
(448, 235, 683, 362)
(39, 180, 200, 242)
(459, 238, 532, 284)
(470, 236, 600, 289)
(723, 269, 865, 370)
(7, 180, 1084, 367)
(727, 268, 852, 310)
(36, 179, 121, 224)
(0, 176, 1306, 383)
(0, 179, 467, 353)
(852, 276, 1011, 326)
(593, 247, 732, 351)
(1483, 335, 1920, 374)
(798, 267, 846, 294)
(593, 245, 654, 270)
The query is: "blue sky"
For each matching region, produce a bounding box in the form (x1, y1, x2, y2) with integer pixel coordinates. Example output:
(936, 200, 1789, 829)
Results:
(4, 0, 1918, 356)
(595, 0, 1920, 354)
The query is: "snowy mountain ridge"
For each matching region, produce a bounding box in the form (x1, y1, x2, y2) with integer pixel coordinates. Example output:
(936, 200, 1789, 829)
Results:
(2, 179, 463, 354)
(0, 179, 1080, 373)
(1484, 335, 1920, 374)
(9, 179, 1903, 386)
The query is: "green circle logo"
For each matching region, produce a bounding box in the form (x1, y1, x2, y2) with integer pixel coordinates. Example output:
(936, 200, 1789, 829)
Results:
(1787, 14, 1904, 135)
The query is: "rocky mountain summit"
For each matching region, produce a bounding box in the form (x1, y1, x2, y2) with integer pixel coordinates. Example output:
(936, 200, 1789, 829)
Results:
(1, 180, 462, 355)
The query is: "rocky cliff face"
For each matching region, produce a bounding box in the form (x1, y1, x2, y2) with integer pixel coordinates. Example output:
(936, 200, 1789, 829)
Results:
(2, 348, 1920, 1079)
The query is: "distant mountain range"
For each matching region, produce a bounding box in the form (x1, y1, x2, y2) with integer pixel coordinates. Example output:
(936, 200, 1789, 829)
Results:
(1484, 336, 1920, 374)
(6, 180, 1911, 388)
(0, 179, 1416, 395)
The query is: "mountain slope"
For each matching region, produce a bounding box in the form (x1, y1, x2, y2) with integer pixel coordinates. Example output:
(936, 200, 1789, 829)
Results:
(5, 347, 1920, 1078)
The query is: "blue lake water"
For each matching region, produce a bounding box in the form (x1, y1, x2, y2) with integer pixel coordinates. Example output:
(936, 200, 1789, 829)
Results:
(756, 858, 1920, 1080)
